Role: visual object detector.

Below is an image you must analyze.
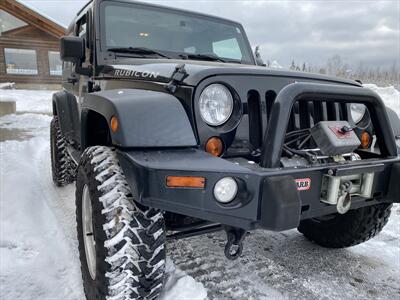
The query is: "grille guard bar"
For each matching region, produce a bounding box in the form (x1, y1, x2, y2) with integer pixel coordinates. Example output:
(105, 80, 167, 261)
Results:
(260, 82, 398, 168)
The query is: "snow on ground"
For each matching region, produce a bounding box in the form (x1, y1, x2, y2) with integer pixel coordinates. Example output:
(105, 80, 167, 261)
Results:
(0, 113, 52, 131)
(364, 84, 400, 117)
(0, 83, 15, 90)
(0, 89, 53, 114)
(270, 60, 283, 69)
(0, 137, 83, 299)
(0, 85, 399, 300)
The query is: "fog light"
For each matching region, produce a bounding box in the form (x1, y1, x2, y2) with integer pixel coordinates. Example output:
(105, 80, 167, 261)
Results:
(214, 177, 238, 203)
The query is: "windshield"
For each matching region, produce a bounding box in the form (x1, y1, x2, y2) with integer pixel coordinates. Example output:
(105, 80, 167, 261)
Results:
(100, 1, 254, 64)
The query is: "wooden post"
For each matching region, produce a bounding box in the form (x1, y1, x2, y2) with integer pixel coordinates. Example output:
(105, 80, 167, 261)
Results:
(0, 100, 16, 116)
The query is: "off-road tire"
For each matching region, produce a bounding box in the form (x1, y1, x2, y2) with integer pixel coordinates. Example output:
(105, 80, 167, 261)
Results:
(50, 116, 76, 186)
(76, 146, 166, 300)
(298, 203, 392, 248)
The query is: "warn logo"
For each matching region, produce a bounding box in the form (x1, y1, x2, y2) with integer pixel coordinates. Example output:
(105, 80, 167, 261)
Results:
(295, 178, 311, 191)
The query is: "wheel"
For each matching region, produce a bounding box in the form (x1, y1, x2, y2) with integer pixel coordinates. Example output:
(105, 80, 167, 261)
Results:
(76, 146, 166, 300)
(298, 203, 392, 248)
(50, 116, 76, 186)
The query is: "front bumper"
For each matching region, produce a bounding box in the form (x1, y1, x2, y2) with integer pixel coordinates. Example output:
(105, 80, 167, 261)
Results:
(117, 148, 400, 231)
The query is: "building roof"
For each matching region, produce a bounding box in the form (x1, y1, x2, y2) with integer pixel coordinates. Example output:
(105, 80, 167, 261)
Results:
(0, 0, 66, 37)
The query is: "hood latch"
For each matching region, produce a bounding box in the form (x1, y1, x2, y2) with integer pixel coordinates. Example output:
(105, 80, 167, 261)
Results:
(166, 64, 188, 93)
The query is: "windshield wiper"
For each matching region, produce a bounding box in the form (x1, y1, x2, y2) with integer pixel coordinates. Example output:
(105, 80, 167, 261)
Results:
(179, 53, 227, 63)
(108, 47, 172, 59)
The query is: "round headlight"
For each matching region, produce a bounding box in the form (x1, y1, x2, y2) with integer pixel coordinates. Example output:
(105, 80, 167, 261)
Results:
(199, 84, 233, 126)
(350, 103, 366, 124)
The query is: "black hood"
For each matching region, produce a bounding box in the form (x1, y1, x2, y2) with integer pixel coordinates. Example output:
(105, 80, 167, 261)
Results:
(97, 59, 361, 87)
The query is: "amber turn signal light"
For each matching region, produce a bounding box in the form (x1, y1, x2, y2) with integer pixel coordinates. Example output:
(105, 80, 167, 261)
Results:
(110, 116, 119, 133)
(205, 137, 224, 157)
(166, 176, 206, 188)
(360, 131, 371, 149)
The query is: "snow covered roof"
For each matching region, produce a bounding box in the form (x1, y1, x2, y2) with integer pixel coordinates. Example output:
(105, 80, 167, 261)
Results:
(15, 0, 66, 29)
(0, 0, 66, 37)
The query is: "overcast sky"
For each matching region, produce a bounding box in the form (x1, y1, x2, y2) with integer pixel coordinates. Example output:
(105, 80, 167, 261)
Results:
(20, 0, 400, 69)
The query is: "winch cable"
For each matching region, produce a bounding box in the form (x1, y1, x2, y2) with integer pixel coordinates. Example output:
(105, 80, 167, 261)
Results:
(283, 129, 316, 161)
(284, 133, 310, 147)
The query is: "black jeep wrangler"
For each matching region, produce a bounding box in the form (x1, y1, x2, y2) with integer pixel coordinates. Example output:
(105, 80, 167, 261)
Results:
(50, 0, 400, 299)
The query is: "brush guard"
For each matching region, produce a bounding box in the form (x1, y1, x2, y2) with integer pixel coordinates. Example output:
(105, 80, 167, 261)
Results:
(260, 82, 398, 168)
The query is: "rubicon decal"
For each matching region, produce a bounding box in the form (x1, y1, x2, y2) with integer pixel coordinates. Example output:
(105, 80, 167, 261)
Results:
(114, 69, 160, 79)
(295, 178, 311, 191)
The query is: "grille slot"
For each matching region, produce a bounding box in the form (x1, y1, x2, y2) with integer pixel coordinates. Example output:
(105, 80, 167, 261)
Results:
(247, 90, 263, 151)
(265, 90, 276, 121)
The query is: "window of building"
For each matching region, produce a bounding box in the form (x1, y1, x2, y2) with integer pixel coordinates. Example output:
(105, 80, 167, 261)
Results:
(4, 48, 38, 75)
(0, 9, 27, 36)
(48, 51, 62, 76)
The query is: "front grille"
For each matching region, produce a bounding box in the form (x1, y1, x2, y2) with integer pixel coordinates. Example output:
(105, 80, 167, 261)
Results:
(245, 89, 349, 156)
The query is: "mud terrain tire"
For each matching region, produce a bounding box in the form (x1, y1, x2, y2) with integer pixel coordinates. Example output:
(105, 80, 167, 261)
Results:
(50, 116, 76, 186)
(298, 203, 392, 248)
(76, 146, 166, 300)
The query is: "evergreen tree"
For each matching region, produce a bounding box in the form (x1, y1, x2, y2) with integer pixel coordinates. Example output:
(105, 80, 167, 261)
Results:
(290, 60, 296, 70)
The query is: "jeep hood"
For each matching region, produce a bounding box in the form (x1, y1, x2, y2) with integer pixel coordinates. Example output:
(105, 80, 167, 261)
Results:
(98, 60, 361, 87)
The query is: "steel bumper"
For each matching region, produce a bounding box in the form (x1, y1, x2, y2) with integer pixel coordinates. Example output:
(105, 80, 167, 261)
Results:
(117, 148, 400, 231)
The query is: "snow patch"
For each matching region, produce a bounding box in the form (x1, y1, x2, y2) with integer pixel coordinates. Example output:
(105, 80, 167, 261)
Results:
(0, 82, 15, 90)
(0, 113, 52, 131)
(0, 90, 54, 113)
(270, 60, 283, 69)
(160, 258, 207, 300)
(0, 138, 84, 300)
(364, 84, 400, 117)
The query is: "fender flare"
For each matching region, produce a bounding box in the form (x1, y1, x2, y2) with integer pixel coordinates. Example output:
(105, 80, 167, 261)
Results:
(385, 106, 400, 137)
(82, 89, 197, 148)
(52, 91, 80, 145)
(385, 106, 400, 154)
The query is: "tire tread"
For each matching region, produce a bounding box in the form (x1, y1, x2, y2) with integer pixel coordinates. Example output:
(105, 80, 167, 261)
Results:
(76, 146, 165, 300)
(298, 203, 392, 248)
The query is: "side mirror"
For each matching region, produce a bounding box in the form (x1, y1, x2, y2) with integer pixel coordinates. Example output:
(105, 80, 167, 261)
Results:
(60, 36, 85, 63)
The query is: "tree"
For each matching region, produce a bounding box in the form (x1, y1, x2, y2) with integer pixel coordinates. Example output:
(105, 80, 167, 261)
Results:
(290, 60, 296, 70)
(327, 54, 342, 76)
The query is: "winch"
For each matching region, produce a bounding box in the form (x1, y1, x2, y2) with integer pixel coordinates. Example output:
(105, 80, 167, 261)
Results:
(310, 121, 361, 156)
(320, 172, 374, 214)
(281, 121, 375, 214)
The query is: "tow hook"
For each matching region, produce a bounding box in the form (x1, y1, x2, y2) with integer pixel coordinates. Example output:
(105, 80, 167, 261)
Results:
(224, 226, 247, 260)
(337, 181, 352, 214)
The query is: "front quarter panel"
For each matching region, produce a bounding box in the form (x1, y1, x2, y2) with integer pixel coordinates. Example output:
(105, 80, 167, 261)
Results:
(82, 89, 197, 148)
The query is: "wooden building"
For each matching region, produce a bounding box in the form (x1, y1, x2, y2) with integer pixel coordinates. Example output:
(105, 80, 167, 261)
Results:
(0, 0, 66, 89)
